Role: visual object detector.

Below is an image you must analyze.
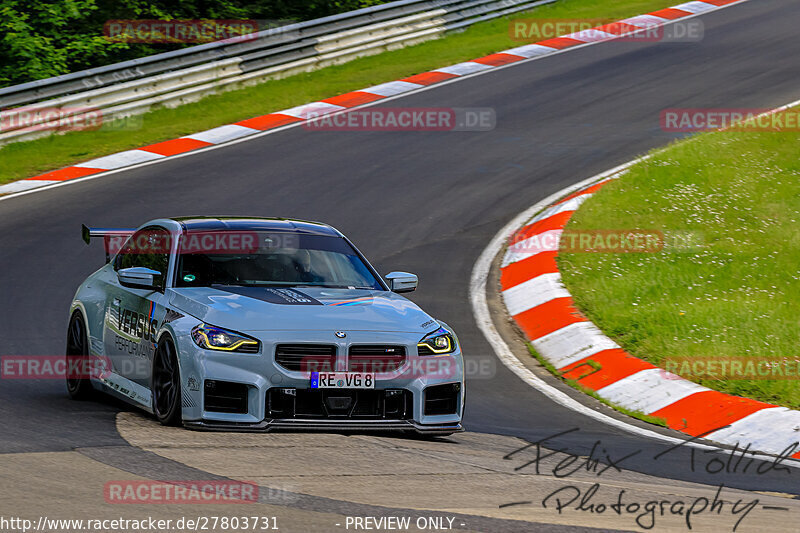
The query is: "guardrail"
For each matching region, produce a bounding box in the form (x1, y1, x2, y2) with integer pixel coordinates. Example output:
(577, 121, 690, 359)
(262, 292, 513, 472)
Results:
(0, 0, 555, 145)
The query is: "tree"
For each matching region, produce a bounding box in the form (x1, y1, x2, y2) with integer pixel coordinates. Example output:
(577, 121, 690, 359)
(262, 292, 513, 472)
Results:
(0, 0, 387, 88)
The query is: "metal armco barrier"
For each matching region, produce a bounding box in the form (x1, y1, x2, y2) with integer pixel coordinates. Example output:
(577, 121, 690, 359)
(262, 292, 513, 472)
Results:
(0, 0, 555, 145)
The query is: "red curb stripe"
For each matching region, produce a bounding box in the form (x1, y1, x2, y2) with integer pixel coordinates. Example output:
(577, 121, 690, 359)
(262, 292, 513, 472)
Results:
(401, 71, 458, 85)
(555, 179, 613, 205)
(537, 37, 585, 49)
(235, 113, 301, 131)
(649, 8, 692, 20)
(472, 53, 524, 66)
(501, 251, 559, 291)
(649, 391, 773, 437)
(140, 138, 212, 156)
(513, 297, 587, 339)
(27, 166, 103, 181)
(510, 211, 572, 245)
(322, 91, 385, 108)
(561, 349, 656, 390)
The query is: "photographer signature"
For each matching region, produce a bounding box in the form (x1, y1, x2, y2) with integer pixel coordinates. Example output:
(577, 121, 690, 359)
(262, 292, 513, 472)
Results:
(499, 428, 796, 531)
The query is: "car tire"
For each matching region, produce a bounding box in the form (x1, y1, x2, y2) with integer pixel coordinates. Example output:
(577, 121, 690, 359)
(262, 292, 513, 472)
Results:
(152, 336, 182, 426)
(66, 312, 95, 400)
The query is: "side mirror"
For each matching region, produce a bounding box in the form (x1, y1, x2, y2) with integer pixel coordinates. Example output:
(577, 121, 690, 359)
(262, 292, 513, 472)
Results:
(118, 267, 161, 290)
(385, 272, 418, 293)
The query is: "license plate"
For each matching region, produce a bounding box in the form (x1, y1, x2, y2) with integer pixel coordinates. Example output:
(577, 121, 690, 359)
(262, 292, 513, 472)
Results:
(310, 372, 374, 389)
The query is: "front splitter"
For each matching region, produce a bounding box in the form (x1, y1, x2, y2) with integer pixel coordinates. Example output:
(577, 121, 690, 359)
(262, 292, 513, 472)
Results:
(184, 418, 463, 435)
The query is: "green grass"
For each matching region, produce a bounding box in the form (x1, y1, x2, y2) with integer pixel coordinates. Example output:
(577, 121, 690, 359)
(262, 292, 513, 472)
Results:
(0, 0, 676, 184)
(559, 116, 800, 409)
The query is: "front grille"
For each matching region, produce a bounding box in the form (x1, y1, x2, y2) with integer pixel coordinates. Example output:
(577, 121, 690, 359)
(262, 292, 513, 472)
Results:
(266, 388, 412, 419)
(424, 383, 460, 416)
(348, 345, 406, 372)
(275, 344, 337, 372)
(204, 380, 248, 414)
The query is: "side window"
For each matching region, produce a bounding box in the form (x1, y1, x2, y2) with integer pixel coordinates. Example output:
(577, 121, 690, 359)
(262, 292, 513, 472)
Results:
(114, 227, 172, 287)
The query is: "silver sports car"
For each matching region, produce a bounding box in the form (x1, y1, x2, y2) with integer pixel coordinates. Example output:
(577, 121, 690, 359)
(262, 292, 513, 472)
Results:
(67, 217, 464, 435)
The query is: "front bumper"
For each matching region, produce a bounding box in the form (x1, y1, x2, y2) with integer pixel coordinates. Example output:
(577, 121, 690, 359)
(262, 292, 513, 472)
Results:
(176, 329, 465, 429)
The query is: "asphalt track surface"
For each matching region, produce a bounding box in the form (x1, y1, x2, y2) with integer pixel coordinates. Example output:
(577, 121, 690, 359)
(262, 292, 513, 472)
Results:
(1, 0, 799, 502)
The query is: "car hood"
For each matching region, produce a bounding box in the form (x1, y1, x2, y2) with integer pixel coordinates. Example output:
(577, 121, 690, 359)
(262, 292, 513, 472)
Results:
(168, 286, 437, 334)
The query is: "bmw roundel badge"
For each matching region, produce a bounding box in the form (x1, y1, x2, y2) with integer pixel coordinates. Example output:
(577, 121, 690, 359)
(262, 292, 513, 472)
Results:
(335, 331, 347, 338)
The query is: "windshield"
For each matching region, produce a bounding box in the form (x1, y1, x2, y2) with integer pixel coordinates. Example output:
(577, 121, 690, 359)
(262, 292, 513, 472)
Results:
(175, 232, 384, 290)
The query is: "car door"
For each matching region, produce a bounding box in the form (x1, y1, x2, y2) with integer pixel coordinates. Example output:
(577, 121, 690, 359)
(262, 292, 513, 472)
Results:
(103, 226, 172, 400)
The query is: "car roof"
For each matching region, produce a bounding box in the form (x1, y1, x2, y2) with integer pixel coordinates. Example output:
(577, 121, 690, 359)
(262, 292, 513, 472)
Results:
(170, 216, 340, 236)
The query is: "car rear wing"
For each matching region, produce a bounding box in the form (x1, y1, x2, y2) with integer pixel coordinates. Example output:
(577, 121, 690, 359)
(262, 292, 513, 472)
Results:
(82, 225, 133, 262)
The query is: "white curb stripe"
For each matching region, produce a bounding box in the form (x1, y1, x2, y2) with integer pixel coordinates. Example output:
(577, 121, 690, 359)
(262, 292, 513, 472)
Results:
(0, 180, 58, 194)
(562, 29, 617, 43)
(502, 229, 562, 267)
(502, 272, 570, 316)
(361, 80, 423, 96)
(674, 2, 717, 14)
(597, 368, 709, 414)
(703, 407, 800, 456)
(184, 124, 261, 144)
(278, 102, 346, 119)
(74, 150, 164, 170)
(532, 321, 620, 369)
(622, 15, 669, 28)
(500, 191, 597, 268)
(503, 44, 558, 58)
(435, 62, 494, 76)
(530, 194, 591, 224)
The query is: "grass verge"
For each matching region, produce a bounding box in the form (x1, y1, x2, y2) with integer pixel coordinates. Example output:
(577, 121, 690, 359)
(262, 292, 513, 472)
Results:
(559, 111, 800, 410)
(0, 0, 676, 184)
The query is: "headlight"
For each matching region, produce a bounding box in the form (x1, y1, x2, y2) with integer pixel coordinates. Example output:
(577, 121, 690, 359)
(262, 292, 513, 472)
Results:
(191, 324, 260, 353)
(417, 327, 456, 355)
